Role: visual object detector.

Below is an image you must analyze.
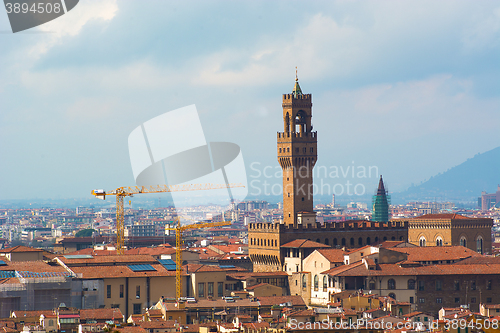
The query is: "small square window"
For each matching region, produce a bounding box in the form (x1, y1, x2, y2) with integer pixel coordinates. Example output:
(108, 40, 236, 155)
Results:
(487, 297, 492, 303)
(455, 298, 460, 303)
(471, 297, 476, 303)
(436, 298, 442, 303)
(419, 298, 425, 303)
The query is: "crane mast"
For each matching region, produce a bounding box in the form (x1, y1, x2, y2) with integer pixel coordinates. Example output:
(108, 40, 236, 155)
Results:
(91, 183, 242, 254)
(167, 217, 231, 300)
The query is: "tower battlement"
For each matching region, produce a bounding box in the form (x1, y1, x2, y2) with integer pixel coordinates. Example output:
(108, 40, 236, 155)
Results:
(277, 131, 317, 140)
(283, 93, 312, 100)
(249, 220, 409, 232)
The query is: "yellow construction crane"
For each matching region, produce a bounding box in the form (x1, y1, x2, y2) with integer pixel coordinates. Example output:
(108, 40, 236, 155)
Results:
(91, 183, 242, 254)
(167, 217, 231, 300)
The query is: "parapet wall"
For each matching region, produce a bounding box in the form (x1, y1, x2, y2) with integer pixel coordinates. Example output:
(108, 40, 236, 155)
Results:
(249, 221, 409, 232)
(277, 132, 317, 140)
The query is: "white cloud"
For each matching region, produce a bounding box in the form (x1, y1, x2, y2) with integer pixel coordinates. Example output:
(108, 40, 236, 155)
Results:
(27, 0, 118, 60)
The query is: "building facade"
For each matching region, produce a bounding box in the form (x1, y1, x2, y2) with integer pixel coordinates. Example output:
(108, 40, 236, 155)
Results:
(404, 214, 493, 254)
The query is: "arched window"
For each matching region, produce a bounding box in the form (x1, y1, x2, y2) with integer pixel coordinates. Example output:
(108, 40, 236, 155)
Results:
(314, 275, 319, 291)
(369, 280, 376, 290)
(316, 238, 321, 243)
(383, 236, 387, 241)
(367, 237, 371, 245)
(358, 237, 363, 246)
(375, 237, 379, 243)
(302, 275, 307, 289)
(323, 276, 328, 290)
(436, 237, 443, 247)
(460, 236, 467, 247)
(388, 279, 396, 290)
(350, 238, 354, 247)
(408, 279, 415, 290)
(477, 236, 484, 254)
(419, 236, 426, 247)
(388, 293, 396, 300)
(341, 238, 346, 246)
(333, 238, 338, 246)
(325, 238, 329, 246)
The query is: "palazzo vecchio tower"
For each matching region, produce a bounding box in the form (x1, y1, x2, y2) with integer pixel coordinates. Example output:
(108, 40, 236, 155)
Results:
(278, 73, 318, 226)
(248, 75, 408, 272)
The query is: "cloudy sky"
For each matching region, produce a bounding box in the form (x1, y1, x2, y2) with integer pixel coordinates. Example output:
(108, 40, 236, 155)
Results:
(0, 0, 499, 203)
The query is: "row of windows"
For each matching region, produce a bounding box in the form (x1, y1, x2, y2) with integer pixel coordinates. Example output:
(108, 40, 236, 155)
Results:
(418, 236, 483, 254)
(279, 147, 314, 154)
(197, 282, 224, 298)
(367, 279, 493, 291)
(107, 284, 140, 299)
(314, 236, 402, 247)
(250, 238, 277, 247)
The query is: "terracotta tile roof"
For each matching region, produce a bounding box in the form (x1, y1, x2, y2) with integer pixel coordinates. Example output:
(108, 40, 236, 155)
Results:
(185, 298, 259, 309)
(0, 261, 67, 273)
(389, 246, 481, 262)
(412, 213, 469, 219)
(58, 254, 159, 266)
(281, 239, 330, 249)
(316, 248, 345, 263)
(0, 245, 43, 253)
(126, 247, 176, 256)
(454, 256, 500, 265)
(71, 264, 177, 279)
(404, 311, 423, 318)
(64, 248, 117, 256)
(333, 262, 500, 277)
(378, 241, 405, 248)
(227, 271, 288, 280)
(190, 248, 224, 260)
(11, 310, 54, 318)
(139, 321, 177, 329)
(323, 261, 364, 275)
(0, 278, 20, 284)
(288, 309, 314, 317)
(241, 322, 270, 329)
(346, 245, 373, 254)
(256, 295, 306, 307)
(116, 326, 148, 333)
(80, 308, 123, 321)
(186, 264, 230, 273)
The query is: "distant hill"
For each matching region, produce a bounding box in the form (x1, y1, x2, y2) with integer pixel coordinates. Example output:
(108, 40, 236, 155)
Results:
(397, 146, 500, 204)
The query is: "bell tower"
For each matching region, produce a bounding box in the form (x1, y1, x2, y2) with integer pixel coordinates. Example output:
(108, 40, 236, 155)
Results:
(277, 72, 317, 226)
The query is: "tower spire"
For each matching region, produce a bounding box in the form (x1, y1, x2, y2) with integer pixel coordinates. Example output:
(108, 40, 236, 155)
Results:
(372, 175, 390, 222)
(292, 67, 302, 97)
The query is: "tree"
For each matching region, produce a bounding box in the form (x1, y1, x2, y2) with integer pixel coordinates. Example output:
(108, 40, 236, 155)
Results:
(75, 229, 96, 237)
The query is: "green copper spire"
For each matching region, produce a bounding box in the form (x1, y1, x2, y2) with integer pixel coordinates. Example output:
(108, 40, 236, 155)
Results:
(293, 67, 302, 97)
(372, 175, 390, 222)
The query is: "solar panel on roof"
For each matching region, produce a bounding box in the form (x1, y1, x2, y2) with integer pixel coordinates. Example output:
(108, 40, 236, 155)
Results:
(158, 259, 177, 271)
(158, 259, 175, 265)
(128, 264, 156, 272)
(0, 260, 7, 266)
(64, 255, 94, 259)
(0, 271, 15, 278)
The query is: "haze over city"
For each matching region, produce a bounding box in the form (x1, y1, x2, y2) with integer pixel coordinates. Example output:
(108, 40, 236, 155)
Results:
(1, 0, 499, 204)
